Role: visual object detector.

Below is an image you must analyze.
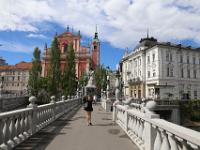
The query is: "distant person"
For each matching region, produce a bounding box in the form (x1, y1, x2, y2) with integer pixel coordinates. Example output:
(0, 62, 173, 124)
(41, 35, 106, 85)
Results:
(83, 95, 94, 126)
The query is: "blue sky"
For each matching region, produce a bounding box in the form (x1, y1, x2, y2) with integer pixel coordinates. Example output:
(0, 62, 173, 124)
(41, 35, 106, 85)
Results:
(0, 0, 200, 70)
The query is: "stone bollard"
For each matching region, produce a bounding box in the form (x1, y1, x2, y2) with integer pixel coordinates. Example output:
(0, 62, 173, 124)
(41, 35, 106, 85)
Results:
(50, 95, 56, 104)
(62, 95, 65, 102)
(67, 95, 70, 100)
(27, 96, 38, 135)
(50, 96, 56, 120)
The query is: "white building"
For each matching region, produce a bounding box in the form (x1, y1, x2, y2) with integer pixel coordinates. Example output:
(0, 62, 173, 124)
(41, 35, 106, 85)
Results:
(120, 37, 200, 100)
(0, 61, 32, 95)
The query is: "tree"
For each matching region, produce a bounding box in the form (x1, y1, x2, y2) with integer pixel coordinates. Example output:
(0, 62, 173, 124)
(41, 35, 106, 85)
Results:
(47, 36, 61, 96)
(94, 65, 107, 96)
(78, 72, 88, 88)
(28, 47, 42, 97)
(62, 44, 77, 96)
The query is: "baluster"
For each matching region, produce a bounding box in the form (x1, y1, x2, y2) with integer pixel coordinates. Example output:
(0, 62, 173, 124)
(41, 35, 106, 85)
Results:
(138, 119, 143, 139)
(135, 118, 139, 135)
(5, 118, 11, 147)
(20, 113, 25, 140)
(160, 130, 170, 150)
(154, 128, 162, 150)
(0, 120, 4, 145)
(23, 112, 29, 138)
(168, 134, 178, 150)
(142, 121, 146, 143)
(0, 119, 8, 149)
(132, 117, 136, 133)
(127, 117, 131, 129)
(27, 112, 32, 135)
(139, 120, 144, 141)
(182, 139, 189, 150)
(14, 117, 20, 144)
(41, 110, 44, 127)
(7, 116, 15, 148)
(17, 115, 23, 141)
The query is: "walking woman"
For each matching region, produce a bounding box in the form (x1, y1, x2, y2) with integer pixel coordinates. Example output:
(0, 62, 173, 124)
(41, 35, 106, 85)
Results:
(83, 95, 93, 126)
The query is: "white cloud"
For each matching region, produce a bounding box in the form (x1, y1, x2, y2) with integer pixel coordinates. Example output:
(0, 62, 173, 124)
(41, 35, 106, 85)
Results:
(0, 0, 200, 49)
(0, 40, 38, 53)
(27, 33, 47, 39)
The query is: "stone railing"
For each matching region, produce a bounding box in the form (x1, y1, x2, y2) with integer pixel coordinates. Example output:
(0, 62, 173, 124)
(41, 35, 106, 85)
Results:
(113, 101, 200, 150)
(0, 95, 81, 149)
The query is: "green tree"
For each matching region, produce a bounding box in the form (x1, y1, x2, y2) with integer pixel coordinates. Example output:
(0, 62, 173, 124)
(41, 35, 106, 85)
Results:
(47, 36, 61, 96)
(78, 72, 88, 88)
(28, 47, 42, 97)
(62, 44, 77, 96)
(94, 65, 107, 96)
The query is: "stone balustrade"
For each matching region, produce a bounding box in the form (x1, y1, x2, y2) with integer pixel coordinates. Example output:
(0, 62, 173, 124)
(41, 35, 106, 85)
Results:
(113, 102, 200, 150)
(0, 95, 81, 149)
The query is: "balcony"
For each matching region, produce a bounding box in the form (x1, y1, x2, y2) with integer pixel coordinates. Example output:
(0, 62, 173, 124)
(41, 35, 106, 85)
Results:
(128, 77, 142, 85)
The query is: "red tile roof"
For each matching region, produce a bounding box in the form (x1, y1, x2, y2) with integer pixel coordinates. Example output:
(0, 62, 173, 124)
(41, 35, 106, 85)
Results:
(0, 61, 32, 71)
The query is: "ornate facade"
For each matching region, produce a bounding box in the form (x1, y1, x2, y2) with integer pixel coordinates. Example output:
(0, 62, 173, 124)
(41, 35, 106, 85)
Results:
(42, 28, 100, 79)
(121, 36, 200, 100)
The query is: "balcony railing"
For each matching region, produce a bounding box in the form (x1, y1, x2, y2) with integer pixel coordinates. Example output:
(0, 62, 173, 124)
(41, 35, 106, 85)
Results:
(128, 77, 142, 84)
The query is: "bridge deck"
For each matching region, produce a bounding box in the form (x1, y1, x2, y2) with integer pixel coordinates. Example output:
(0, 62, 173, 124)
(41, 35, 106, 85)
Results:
(14, 104, 138, 150)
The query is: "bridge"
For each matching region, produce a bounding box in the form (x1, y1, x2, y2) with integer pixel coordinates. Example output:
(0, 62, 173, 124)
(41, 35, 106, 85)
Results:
(0, 96, 200, 150)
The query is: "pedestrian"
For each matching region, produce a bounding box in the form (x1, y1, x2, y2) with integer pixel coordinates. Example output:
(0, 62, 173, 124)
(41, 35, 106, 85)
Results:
(83, 95, 94, 126)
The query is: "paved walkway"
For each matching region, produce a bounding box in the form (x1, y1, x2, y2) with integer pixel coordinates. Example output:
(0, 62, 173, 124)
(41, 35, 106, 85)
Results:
(15, 104, 139, 150)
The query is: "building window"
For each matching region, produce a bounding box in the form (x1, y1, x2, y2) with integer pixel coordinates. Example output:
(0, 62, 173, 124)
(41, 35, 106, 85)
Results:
(187, 56, 190, 64)
(187, 69, 190, 78)
(180, 55, 183, 63)
(170, 67, 173, 77)
(94, 45, 97, 49)
(153, 71, 156, 77)
(148, 71, 150, 78)
(167, 65, 170, 77)
(12, 77, 14, 81)
(139, 58, 141, 66)
(181, 68, 184, 78)
(17, 83, 19, 86)
(194, 91, 197, 99)
(170, 53, 173, 61)
(193, 57, 196, 64)
(194, 70, 197, 78)
(18, 76, 20, 81)
(152, 54, 155, 62)
(147, 56, 150, 64)
(166, 52, 169, 61)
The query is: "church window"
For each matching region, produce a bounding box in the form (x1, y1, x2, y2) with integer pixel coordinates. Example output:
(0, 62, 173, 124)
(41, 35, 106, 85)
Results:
(94, 46, 97, 49)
